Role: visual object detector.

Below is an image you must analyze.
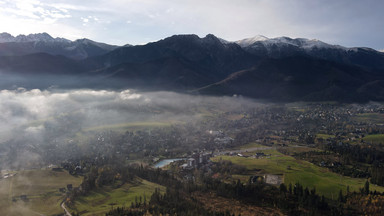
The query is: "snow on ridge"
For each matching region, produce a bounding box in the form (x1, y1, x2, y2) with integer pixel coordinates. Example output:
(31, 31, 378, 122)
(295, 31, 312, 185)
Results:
(0, 32, 71, 43)
(236, 35, 348, 51)
(217, 37, 230, 44)
(236, 35, 269, 47)
(0, 32, 14, 43)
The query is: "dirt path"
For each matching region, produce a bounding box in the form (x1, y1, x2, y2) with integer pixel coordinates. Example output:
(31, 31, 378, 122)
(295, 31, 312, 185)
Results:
(8, 175, 13, 204)
(192, 191, 285, 216)
(61, 202, 72, 216)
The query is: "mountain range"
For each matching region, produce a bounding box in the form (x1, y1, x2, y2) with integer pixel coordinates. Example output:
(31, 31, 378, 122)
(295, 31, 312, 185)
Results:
(0, 33, 119, 59)
(1, 32, 384, 102)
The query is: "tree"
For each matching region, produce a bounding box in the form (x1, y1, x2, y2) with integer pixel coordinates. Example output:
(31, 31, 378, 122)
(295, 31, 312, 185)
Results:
(365, 180, 370, 195)
(280, 183, 287, 194)
(338, 189, 344, 203)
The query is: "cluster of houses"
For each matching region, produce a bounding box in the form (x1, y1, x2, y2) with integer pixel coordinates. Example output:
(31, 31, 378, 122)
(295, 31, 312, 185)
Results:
(0, 172, 16, 180)
(319, 161, 341, 168)
(250, 174, 283, 185)
(208, 130, 234, 146)
(225, 152, 270, 159)
(180, 152, 212, 169)
(253, 152, 269, 159)
(58, 184, 73, 194)
(12, 195, 28, 202)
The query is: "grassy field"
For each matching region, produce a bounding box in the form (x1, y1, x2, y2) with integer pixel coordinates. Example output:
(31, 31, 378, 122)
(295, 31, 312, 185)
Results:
(316, 134, 335, 139)
(212, 149, 384, 199)
(237, 142, 266, 150)
(278, 146, 323, 155)
(225, 114, 245, 121)
(83, 121, 175, 132)
(70, 178, 165, 216)
(353, 113, 384, 124)
(0, 169, 82, 216)
(363, 134, 384, 145)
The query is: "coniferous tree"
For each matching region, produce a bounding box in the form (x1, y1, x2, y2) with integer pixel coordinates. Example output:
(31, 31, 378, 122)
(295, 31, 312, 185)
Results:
(338, 189, 344, 203)
(365, 180, 370, 195)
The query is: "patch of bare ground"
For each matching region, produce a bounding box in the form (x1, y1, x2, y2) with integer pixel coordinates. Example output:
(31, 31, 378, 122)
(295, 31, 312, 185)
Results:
(192, 192, 285, 216)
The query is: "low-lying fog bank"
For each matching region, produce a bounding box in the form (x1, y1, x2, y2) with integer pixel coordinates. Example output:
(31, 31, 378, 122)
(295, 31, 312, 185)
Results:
(0, 88, 263, 169)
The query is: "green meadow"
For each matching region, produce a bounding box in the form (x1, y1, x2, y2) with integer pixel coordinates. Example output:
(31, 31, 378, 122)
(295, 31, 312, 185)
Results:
(83, 121, 175, 132)
(237, 142, 266, 150)
(316, 133, 335, 139)
(0, 169, 82, 216)
(212, 149, 384, 199)
(363, 134, 384, 145)
(353, 113, 384, 124)
(69, 178, 165, 216)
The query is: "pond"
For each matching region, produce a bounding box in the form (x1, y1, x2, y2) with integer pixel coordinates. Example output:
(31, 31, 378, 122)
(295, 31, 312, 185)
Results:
(153, 158, 184, 168)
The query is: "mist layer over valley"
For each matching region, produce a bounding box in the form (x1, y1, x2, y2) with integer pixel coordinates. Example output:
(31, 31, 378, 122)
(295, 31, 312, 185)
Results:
(0, 88, 260, 170)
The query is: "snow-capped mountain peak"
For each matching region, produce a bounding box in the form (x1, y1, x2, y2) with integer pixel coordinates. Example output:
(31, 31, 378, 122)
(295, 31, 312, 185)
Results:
(0, 32, 71, 43)
(0, 32, 14, 42)
(235, 35, 269, 47)
(17, 33, 54, 42)
(0, 32, 119, 59)
(236, 35, 347, 51)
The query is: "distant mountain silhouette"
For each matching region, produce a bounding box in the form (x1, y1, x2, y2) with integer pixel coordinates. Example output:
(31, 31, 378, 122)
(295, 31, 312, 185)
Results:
(1, 33, 384, 102)
(0, 32, 119, 59)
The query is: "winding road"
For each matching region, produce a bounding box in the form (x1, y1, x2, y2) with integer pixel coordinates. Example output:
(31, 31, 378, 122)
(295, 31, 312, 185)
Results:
(61, 201, 72, 216)
(214, 145, 302, 156)
(214, 146, 274, 156)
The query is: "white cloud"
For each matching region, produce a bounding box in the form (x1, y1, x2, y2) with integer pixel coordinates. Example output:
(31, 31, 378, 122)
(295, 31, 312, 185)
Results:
(0, 89, 142, 133)
(0, 88, 243, 140)
(25, 125, 45, 135)
(45, 2, 110, 13)
(0, 0, 72, 30)
(46, 10, 71, 19)
(120, 90, 141, 100)
(42, 17, 57, 24)
(165, 8, 174, 14)
(0, 10, 83, 40)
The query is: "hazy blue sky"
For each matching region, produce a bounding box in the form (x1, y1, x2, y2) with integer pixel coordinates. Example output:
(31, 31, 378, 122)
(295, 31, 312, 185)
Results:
(0, 0, 383, 50)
